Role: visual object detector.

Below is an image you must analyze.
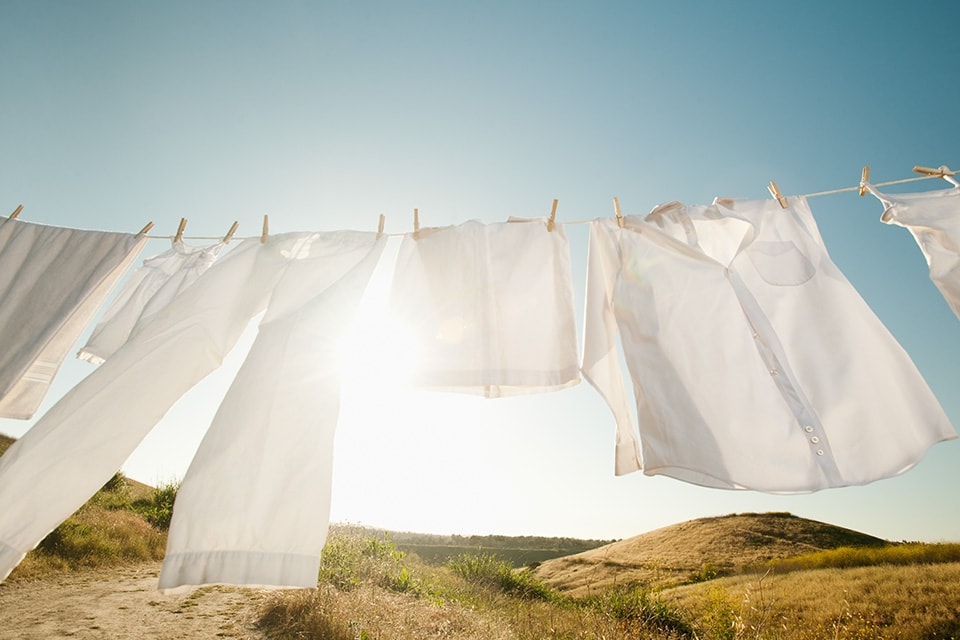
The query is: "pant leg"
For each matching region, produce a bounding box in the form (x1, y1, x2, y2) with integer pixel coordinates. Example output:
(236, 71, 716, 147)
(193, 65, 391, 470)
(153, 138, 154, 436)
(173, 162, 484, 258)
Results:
(0, 236, 305, 583)
(160, 231, 387, 590)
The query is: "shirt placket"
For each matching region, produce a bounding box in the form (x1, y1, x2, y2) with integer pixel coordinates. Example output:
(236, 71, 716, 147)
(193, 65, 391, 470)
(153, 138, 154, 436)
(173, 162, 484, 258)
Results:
(672, 206, 845, 489)
(723, 252, 845, 488)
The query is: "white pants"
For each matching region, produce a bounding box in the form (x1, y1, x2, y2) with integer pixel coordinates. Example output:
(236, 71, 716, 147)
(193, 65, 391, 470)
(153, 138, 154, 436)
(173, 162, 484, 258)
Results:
(160, 231, 386, 591)
(0, 231, 385, 584)
(0, 217, 146, 418)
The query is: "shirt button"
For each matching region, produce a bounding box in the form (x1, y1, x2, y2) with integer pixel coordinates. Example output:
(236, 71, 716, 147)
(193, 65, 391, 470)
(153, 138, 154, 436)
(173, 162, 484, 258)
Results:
(816, 449, 825, 456)
(804, 426, 814, 433)
(769, 368, 779, 376)
(810, 436, 820, 444)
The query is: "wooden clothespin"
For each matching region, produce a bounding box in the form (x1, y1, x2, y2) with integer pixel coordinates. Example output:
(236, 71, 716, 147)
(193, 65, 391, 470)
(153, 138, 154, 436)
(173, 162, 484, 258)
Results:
(858, 166, 870, 196)
(767, 181, 788, 209)
(223, 221, 239, 244)
(914, 165, 960, 187)
(137, 222, 155, 236)
(377, 214, 385, 237)
(9, 205, 23, 220)
(613, 197, 624, 228)
(174, 218, 187, 243)
(413, 208, 420, 239)
(547, 198, 558, 232)
(261, 215, 269, 243)
(913, 165, 957, 177)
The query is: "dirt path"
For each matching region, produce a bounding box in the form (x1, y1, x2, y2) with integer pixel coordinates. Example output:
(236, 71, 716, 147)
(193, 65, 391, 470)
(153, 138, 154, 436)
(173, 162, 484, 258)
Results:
(0, 563, 271, 639)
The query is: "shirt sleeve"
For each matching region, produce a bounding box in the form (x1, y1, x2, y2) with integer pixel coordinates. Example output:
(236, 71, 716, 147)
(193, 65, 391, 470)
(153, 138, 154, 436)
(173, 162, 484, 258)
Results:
(580, 220, 642, 475)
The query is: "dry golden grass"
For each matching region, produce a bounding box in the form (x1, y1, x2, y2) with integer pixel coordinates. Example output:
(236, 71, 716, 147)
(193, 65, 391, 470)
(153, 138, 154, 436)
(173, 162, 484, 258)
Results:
(0, 432, 15, 455)
(258, 583, 518, 640)
(531, 512, 885, 597)
(664, 561, 960, 639)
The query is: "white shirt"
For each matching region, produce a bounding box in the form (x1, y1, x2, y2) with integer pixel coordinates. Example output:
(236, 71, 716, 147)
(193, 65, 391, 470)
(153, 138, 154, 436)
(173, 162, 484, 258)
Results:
(582, 197, 955, 491)
(389, 218, 580, 396)
(78, 239, 224, 365)
(866, 182, 960, 320)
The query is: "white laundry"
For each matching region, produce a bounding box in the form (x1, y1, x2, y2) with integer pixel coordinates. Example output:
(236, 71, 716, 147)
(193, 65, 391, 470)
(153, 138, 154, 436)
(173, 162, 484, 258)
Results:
(582, 197, 955, 491)
(160, 231, 386, 591)
(389, 218, 579, 397)
(0, 217, 146, 419)
(0, 231, 383, 585)
(865, 182, 960, 320)
(78, 239, 224, 365)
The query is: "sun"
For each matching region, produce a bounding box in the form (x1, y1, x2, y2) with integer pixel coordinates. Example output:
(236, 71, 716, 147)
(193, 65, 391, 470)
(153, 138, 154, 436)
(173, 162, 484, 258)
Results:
(336, 257, 419, 391)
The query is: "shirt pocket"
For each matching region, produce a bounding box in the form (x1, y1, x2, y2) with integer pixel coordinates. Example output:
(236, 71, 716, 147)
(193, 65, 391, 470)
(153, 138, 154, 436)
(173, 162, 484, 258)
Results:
(746, 240, 816, 286)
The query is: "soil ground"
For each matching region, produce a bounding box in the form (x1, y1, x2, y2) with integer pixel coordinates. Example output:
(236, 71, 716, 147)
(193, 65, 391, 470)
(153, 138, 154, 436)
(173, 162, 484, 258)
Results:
(0, 562, 269, 639)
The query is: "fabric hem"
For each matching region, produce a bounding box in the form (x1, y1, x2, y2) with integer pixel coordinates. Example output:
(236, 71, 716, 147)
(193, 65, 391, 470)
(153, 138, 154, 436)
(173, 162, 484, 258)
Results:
(159, 550, 320, 593)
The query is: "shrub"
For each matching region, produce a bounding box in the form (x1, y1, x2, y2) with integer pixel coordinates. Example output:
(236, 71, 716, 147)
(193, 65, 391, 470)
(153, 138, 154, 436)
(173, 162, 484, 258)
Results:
(586, 584, 693, 637)
(131, 480, 180, 530)
(319, 530, 409, 592)
(447, 552, 557, 601)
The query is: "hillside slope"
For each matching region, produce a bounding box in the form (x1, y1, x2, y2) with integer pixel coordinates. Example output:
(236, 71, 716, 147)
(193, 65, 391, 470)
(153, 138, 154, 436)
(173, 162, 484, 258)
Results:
(531, 512, 886, 597)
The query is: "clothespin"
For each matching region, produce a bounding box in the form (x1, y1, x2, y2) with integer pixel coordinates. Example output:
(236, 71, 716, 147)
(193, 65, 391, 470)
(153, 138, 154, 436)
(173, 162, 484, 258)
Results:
(377, 214, 385, 237)
(138, 222, 155, 236)
(223, 221, 239, 244)
(858, 166, 870, 196)
(914, 165, 960, 187)
(767, 181, 788, 209)
(9, 205, 23, 220)
(547, 198, 558, 232)
(613, 197, 624, 228)
(174, 217, 187, 243)
(413, 208, 420, 239)
(261, 215, 269, 243)
(913, 165, 957, 177)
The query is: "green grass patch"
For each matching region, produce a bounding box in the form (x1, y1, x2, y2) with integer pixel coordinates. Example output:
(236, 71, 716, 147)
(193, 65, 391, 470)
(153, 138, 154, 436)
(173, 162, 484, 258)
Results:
(7, 470, 170, 581)
(447, 552, 556, 601)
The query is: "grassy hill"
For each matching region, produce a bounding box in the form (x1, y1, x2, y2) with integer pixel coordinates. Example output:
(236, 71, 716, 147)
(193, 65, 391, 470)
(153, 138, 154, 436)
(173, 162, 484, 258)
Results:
(530, 511, 887, 597)
(259, 521, 960, 640)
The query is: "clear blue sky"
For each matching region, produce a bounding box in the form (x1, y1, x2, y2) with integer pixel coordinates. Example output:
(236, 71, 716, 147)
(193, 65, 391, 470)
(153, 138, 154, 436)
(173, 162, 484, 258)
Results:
(1, 1, 958, 543)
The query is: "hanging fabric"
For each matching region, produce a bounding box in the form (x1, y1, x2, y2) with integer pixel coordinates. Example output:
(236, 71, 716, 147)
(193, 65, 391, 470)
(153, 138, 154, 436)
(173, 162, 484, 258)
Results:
(0, 216, 147, 419)
(78, 239, 226, 365)
(864, 181, 960, 321)
(388, 217, 580, 397)
(581, 196, 955, 491)
(159, 231, 387, 591)
(0, 231, 383, 584)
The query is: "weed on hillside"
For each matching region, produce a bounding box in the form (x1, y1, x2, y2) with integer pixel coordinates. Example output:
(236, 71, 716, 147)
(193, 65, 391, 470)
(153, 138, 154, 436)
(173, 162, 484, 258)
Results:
(7, 472, 170, 580)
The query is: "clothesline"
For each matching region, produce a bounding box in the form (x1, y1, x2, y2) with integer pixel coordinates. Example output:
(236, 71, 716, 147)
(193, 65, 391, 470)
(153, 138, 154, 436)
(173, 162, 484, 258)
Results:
(9, 166, 956, 242)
